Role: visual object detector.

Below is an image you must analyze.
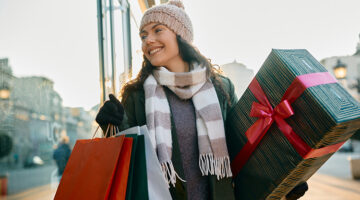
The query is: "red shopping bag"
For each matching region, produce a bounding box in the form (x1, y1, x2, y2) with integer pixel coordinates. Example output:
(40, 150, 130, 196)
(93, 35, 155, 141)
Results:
(109, 137, 133, 200)
(54, 133, 132, 200)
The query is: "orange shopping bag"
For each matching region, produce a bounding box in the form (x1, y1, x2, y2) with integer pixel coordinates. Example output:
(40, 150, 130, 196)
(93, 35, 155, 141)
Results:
(54, 126, 133, 200)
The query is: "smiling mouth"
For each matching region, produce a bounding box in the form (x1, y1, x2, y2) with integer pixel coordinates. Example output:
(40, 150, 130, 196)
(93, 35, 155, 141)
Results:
(149, 47, 163, 55)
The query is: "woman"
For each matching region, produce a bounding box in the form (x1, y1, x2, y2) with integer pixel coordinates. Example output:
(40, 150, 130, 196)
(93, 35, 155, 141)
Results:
(96, 1, 307, 199)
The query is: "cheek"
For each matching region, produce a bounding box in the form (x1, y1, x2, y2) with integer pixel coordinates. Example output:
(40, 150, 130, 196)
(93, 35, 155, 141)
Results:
(141, 44, 147, 54)
(169, 41, 180, 56)
(141, 44, 150, 59)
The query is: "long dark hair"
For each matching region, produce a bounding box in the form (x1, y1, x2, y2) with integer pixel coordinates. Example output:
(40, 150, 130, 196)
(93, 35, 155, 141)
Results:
(120, 35, 230, 104)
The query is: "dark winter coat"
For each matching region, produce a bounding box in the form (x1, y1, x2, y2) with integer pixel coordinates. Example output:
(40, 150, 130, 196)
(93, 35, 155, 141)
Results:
(53, 143, 71, 176)
(118, 75, 238, 200)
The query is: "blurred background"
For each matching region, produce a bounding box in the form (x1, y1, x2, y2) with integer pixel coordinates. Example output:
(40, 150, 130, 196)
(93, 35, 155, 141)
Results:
(0, 0, 359, 199)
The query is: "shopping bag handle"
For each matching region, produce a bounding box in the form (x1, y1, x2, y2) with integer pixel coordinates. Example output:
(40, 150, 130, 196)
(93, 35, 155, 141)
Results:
(92, 124, 120, 138)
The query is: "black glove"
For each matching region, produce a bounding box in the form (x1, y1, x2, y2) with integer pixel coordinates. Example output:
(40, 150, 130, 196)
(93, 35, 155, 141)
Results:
(96, 94, 124, 130)
(286, 182, 308, 200)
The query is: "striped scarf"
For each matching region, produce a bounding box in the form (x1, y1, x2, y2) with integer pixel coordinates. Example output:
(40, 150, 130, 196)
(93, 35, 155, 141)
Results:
(144, 64, 232, 187)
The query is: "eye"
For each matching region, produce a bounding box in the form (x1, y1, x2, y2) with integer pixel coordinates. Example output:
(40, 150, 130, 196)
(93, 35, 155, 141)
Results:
(140, 35, 147, 40)
(155, 28, 162, 33)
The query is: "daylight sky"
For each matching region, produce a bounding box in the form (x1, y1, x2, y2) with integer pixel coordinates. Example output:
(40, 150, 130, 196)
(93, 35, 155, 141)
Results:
(0, 0, 359, 110)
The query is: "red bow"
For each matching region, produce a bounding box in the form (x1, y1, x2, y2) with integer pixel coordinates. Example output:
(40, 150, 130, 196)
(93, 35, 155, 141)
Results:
(247, 100, 294, 144)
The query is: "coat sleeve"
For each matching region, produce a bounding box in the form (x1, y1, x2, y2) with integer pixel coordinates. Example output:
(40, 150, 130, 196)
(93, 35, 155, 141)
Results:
(227, 77, 238, 110)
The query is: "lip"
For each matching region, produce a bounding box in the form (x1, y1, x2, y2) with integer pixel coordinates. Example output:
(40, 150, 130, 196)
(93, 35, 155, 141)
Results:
(148, 46, 163, 55)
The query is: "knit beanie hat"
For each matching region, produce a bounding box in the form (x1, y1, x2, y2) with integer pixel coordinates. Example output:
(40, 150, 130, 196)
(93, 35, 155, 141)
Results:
(140, 0, 193, 43)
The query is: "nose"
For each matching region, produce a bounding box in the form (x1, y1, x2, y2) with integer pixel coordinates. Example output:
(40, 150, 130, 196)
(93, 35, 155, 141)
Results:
(144, 33, 155, 44)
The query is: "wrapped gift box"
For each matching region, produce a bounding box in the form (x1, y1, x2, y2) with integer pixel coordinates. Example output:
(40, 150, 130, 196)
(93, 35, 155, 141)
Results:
(226, 49, 360, 200)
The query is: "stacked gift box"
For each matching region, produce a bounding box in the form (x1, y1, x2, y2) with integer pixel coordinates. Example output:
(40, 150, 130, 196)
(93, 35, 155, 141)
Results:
(226, 49, 360, 200)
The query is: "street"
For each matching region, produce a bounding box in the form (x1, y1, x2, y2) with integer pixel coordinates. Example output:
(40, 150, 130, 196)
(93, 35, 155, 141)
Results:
(4, 165, 57, 195)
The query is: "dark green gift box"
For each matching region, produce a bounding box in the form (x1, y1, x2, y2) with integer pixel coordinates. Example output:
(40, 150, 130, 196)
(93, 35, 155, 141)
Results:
(226, 49, 360, 200)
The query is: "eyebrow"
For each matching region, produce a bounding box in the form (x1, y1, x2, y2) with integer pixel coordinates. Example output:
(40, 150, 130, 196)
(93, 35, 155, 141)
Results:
(139, 23, 163, 35)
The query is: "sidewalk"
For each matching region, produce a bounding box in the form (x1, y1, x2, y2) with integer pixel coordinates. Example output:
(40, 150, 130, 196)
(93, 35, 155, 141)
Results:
(300, 151, 360, 199)
(2, 152, 359, 199)
(302, 173, 360, 199)
(1, 185, 56, 200)
(3, 172, 360, 200)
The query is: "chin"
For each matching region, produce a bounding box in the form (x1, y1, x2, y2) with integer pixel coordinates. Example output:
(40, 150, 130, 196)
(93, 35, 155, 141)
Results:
(148, 59, 165, 67)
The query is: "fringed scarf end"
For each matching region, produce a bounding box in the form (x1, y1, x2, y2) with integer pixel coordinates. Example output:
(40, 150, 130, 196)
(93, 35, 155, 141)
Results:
(161, 161, 186, 188)
(199, 154, 232, 179)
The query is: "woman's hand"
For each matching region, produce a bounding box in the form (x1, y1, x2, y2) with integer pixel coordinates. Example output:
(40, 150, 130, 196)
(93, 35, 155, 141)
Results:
(95, 94, 124, 130)
(285, 182, 308, 200)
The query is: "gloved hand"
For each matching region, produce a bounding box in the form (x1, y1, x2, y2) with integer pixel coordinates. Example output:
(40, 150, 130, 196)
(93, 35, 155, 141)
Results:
(95, 94, 124, 135)
(286, 182, 308, 200)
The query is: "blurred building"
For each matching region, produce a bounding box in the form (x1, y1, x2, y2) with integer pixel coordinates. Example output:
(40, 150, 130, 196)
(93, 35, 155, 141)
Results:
(0, 58, 14, 131)
(0, 58, 93, 169)
(10, 76, 65, 166)
(0, 58, 16, 168)
(220, 60, 254, 97)
(63, 107, 93, 147)
(320, 34, 360, 101)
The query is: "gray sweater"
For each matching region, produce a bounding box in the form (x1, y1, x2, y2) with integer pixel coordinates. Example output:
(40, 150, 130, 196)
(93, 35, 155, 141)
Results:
(165, 87, 209, 200)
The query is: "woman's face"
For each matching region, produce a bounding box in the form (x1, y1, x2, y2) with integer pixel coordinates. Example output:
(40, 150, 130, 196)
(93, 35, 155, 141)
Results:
(140, 23, 181, 68)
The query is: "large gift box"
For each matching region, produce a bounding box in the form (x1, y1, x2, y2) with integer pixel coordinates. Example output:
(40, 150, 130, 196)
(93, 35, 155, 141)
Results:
(226, 49, 360, 200)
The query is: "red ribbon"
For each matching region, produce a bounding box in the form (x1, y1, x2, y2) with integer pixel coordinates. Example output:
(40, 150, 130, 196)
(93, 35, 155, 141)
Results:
(231, 72, 346, 177)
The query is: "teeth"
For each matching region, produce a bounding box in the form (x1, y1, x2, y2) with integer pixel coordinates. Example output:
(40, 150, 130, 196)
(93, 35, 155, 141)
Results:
(149, 48, 162, 55)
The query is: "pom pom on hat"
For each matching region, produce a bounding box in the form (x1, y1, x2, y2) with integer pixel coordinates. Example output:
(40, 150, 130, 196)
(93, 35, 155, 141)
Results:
(168, 0, 185, 9)
(140, 0, 193, 43)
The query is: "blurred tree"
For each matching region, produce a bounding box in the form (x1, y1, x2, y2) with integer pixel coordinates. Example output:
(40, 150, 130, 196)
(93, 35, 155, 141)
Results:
(0, 133, 13, 158)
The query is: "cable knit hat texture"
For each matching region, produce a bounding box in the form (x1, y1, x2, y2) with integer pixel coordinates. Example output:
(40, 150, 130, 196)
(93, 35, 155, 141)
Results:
(140, 0, 193, 43)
